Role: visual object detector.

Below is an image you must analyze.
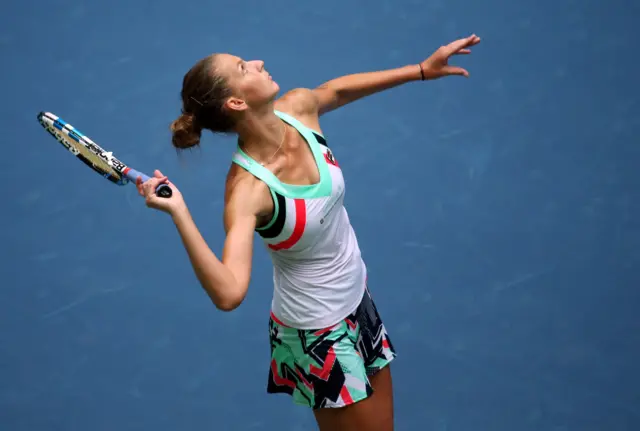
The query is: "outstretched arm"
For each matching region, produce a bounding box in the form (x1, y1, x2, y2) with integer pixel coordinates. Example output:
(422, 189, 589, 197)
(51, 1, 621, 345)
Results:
(282, 34, 481, 117)
(312, 65, 423, 115)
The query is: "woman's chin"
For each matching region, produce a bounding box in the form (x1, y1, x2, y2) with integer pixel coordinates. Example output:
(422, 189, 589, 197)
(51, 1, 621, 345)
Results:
(270, 81, 280, 96)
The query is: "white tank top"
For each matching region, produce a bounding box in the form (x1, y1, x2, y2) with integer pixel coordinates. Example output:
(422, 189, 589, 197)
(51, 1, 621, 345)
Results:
(231, 110, 367, 329)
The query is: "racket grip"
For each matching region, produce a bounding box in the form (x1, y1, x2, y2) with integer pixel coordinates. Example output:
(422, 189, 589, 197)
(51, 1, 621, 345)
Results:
(125, 168, 173, 198)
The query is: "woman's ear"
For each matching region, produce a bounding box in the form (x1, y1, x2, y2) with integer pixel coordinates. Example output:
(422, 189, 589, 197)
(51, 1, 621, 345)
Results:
(225, 97, 248, 113)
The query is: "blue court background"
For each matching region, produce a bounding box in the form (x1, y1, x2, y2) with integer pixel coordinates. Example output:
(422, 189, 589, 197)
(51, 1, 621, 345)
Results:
(2, 0, 638, 430)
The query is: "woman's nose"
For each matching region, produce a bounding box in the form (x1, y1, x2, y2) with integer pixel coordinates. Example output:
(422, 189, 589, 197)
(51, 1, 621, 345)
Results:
(252, 60, 264, 71)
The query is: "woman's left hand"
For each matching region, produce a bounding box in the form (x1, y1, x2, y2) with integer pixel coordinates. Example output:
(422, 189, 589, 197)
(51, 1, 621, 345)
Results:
(420, 34, 481, 80)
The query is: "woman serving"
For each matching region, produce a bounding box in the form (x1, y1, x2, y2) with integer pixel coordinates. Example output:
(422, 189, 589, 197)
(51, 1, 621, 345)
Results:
(137, 34, 481, 431)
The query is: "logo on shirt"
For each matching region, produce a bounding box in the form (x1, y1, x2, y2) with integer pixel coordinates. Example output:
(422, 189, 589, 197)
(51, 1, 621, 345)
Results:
(324, 148, 339, 167)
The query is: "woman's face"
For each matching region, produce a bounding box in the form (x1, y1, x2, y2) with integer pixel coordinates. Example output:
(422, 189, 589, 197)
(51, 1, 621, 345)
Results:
(214, 53, 280, 112)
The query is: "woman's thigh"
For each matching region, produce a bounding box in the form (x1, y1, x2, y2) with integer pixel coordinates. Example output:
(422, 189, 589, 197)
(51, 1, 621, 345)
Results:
(313, 364, 394, 431)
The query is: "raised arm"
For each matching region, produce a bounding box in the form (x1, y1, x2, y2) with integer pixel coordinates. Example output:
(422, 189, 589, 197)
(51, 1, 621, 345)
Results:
(280, 34, 481, 117)
(136, 169, 267, 311)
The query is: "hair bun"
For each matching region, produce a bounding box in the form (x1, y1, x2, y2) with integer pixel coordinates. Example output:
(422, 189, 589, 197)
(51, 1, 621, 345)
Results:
(170, 112, 203, 150)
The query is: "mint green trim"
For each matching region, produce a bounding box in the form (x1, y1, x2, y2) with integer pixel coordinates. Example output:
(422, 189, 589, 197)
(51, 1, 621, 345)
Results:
(230, 111, 332, 199)
(276, 111, 326, 140)
(256, 187, 279, 231)
(230, 151, 252, 171)
(275, 110, 325, 139)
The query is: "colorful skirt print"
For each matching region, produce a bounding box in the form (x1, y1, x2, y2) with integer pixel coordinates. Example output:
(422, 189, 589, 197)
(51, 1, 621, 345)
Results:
(266, 287, 397, 409)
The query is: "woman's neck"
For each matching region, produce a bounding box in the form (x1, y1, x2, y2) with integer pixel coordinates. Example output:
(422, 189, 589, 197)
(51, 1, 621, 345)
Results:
(236, 105, 286, 164)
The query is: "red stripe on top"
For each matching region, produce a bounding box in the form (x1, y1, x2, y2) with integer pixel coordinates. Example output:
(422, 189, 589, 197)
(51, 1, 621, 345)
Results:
(268, 199, 306, 251)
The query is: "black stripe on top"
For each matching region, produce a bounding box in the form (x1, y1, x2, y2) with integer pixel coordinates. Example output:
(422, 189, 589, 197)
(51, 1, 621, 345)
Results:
(257, 191, 287, 239)
(312, 132, 327, 147)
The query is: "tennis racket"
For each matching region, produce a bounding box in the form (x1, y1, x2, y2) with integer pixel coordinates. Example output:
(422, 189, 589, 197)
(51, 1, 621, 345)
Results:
(37, 111, 172, 198)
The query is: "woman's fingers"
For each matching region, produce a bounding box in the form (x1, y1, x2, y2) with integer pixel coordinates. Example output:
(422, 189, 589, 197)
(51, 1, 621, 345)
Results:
(446, 34, 480, 56)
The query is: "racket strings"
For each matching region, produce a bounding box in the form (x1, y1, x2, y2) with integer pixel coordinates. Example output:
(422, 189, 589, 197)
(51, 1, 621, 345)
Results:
(41, 113, 124, 183)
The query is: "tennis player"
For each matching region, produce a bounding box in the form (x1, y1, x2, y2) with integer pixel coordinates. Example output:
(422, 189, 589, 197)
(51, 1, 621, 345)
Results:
(137, 34, 480, 431)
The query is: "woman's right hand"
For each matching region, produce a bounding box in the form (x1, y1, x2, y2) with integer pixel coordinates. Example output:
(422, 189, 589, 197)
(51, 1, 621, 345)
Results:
(136, 169, 187, 216)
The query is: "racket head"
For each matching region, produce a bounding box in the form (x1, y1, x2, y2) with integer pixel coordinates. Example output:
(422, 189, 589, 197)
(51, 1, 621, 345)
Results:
(37, 111, 129, 186)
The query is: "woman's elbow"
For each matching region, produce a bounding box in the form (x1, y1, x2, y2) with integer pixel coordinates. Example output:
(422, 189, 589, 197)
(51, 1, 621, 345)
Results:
(215, 298, 242, 312)
(210, 289, 246, 312)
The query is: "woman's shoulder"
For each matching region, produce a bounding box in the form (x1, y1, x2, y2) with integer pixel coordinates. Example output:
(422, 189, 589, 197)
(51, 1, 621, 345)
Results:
(222, 163, 273, 224)
(224, 162, 268, 200)
(275, 87, 317, 112)
(275, 88, 324, 133)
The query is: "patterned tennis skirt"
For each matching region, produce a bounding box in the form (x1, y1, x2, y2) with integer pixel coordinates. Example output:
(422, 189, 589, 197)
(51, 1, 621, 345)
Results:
(266, 287, 397, 409)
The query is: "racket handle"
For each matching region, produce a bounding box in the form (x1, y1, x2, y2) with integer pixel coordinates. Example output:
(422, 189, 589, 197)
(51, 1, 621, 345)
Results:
(124, 168, 173, 198)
